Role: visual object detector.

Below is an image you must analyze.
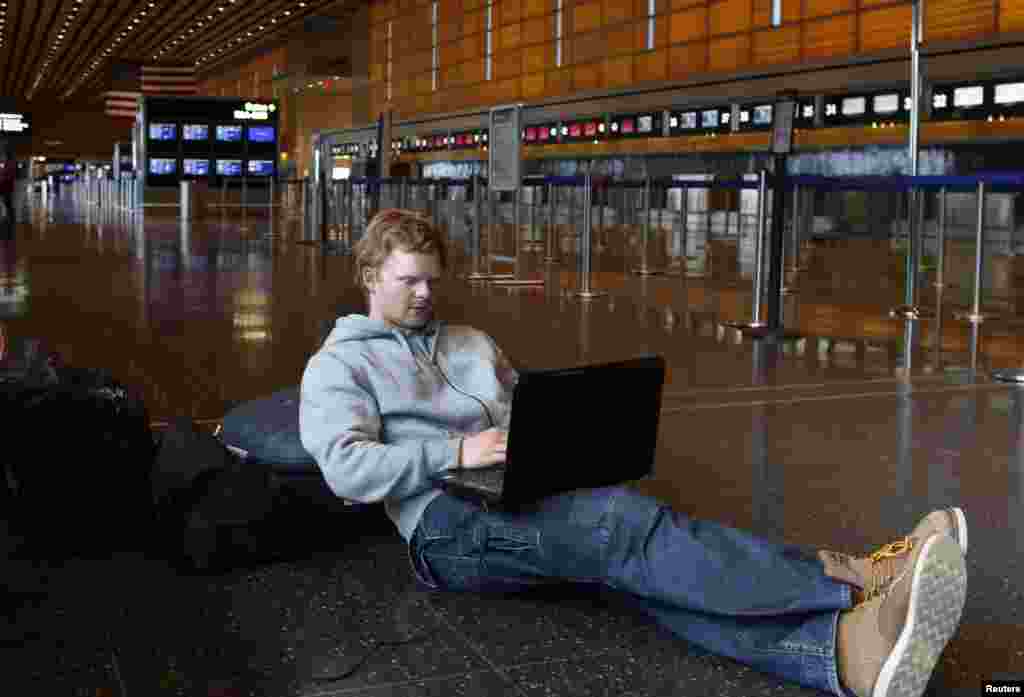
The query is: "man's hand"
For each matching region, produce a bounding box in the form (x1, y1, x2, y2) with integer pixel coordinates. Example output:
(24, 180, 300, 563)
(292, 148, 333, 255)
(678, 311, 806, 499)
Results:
(461, 427, 508, 468)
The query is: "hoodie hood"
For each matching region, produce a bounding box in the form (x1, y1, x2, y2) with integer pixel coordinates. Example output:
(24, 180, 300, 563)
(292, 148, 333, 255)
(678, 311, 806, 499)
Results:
(325, 314, 443, 372)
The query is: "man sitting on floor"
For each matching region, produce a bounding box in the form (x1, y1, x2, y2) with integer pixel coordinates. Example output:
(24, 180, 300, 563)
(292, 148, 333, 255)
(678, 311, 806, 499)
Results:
(299, 208, 968, 697)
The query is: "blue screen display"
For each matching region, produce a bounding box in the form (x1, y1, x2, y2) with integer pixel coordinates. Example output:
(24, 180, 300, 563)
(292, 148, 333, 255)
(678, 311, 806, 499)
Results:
(183, 124, 209, 141)
(216, 125, 243, 142)
(216, 159, 242, 176)
(184, 159, 209, 175)
(149, 123, 177, 141)
(248, 126, 275, 143)
(149, 158, 177, 175)
(247, 160, 274, 176)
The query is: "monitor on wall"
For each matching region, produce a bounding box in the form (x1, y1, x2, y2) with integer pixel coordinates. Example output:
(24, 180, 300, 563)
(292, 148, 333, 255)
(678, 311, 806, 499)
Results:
(247, 160, 275, 176)
(216, 159, 242, 176)
(148, 157, 177, 175)
(148, 123, 177, 141)
(216, 125, 243, 142)
(183, 124, 209, 141)
(247, 126, 276, 143)
(183, 158, 210, 176)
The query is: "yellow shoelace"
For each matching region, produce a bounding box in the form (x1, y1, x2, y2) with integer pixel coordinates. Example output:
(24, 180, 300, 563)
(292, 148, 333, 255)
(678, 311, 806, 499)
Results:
(862, 536, 914, 602)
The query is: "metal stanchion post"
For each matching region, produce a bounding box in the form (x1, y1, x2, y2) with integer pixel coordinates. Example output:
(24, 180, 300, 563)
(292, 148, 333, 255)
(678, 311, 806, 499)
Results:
(724, 171, 769, 331)
(467, 176, 486, 281)
(544, 182, 557, 264)
(574, 173, 606, 300)
(491, 182, 538, 286)
(788, 185, 801, 272)
(890, 184, 923, 319)
(955, 180, 994, 324)
(933, 187, 947, 289)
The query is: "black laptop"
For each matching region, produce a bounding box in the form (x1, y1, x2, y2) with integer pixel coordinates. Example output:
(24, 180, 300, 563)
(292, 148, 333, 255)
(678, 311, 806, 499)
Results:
(431, 354, 666, 508)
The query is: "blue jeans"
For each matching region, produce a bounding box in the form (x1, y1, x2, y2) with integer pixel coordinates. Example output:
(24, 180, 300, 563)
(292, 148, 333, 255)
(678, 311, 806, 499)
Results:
(409, 486, 854, 696)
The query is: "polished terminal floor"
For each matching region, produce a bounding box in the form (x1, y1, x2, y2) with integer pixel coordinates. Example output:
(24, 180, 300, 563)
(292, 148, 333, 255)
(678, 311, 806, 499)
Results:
(2, 185, 1024, 696)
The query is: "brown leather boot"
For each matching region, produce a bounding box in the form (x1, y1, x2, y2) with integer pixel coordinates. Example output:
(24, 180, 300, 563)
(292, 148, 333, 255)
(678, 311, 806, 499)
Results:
(834, 533, 967, 697)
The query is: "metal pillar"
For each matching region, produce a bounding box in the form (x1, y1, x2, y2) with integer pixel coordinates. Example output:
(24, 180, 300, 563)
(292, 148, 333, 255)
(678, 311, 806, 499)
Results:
(492, 183, 544, 286)
(631, 176, 664, 275)
(573, 174, 606, 300)
(955, 180, 995, 324)
(933, 187, 947, 288)
(544, 182, 558, 265)
(723, 171, 769, 331)
(893, 0, 926, 319)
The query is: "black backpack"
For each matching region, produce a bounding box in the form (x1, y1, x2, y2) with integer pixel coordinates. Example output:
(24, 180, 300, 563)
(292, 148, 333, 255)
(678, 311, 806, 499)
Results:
(150, 417, 276, 572)
(1, 338, 157, 556)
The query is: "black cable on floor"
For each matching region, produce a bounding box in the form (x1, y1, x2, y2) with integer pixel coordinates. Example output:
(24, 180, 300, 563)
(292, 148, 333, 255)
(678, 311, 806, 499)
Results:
(310, 627, 439, 683)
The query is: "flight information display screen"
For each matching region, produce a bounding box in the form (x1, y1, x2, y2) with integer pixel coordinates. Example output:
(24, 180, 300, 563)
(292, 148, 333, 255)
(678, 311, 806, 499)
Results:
(752, 105, 773, 125)
(216, 159, 242, 176)
(873, 94, 900, 114)
(247, 126, 275, 143)
(954, 86, 984, 108)
(183, 124, 209, 141)
(247, 160, 274, 176)
(995, 83, 1024, 105)
(149, 158, 177, 175)
(149, 123, 177, 141)
(216, 125, 243, 142)
(183, 159, 209, 175)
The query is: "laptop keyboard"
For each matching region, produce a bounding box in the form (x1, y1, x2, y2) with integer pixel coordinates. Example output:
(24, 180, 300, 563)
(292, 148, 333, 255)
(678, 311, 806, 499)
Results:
(459, 467, 505, 494)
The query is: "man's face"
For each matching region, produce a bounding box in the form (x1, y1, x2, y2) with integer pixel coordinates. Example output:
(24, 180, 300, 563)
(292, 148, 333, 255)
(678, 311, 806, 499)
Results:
(365, 248, 443, 331)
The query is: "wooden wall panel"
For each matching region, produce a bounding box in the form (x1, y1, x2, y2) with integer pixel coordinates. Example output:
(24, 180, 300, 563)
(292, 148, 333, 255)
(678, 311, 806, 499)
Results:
(752, 24, 800, 65)
(574, 30, 607, 63)
(858, 5, 912, 52)
(521, 71, 546, 97)
(500, 0, 523, 25)
(708, 33, 749, 72)
(804, 13, 856, 60)
(926, 0, 996, 42)
(670, 6, 708, 44)
(499, 22, 522, 50)
(634, 17, 669, 49)
(605, 0, 636, 24)
(351, 0, 1019, 130)
(802, 0, 854, 19)
(546, 66, 573, 95)
(522, 16, 552, 45)
(709, 0, 751, 36)
(574, 1, 604, 33)
(608, 22, 637, 55)
(523, 0, 551, 18)
(604, 54, 634, 86)
(1002, 1, 1024, 31)
(522, 43, 552, 72)
(573, 60, 604, 89)
(668, 39, 708, 78)
(634, 48, 668, 82)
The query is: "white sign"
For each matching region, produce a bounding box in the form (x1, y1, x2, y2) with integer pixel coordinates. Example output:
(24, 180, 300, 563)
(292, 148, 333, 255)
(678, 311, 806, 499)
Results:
(0, 112, 30, 134)
(233, 102, 276, 120)
(489, 104, 522, 192)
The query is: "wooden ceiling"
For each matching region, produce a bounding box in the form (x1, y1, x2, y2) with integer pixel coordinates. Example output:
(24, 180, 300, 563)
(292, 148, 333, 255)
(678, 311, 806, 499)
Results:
(0, 0, 358, 104)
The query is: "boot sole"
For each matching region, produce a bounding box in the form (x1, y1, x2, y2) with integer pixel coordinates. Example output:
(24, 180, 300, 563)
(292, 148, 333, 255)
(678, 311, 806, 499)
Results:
(871, 534, 967, 697)
(950, 507, 968, 556)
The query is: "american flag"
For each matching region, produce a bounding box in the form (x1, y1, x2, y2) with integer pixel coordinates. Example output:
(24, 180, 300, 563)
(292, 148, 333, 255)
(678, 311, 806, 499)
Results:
(103, 65, 198, 121)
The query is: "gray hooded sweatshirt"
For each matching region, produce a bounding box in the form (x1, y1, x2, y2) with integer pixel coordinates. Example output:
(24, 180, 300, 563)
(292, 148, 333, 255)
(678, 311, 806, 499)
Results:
(299, 314, 518, 541)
